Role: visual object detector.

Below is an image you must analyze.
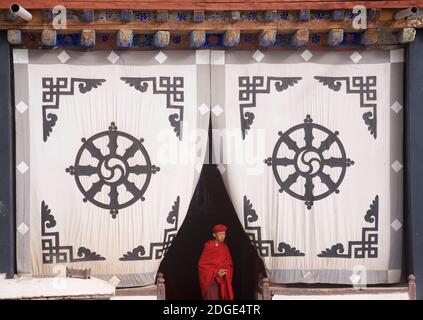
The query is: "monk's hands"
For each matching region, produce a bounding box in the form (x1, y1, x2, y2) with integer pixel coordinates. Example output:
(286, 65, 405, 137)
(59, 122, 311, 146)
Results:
(217, 269, 227, 277)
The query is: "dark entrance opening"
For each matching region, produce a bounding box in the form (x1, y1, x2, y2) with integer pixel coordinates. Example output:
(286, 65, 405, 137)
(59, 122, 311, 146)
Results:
(158, 164, 266, 300)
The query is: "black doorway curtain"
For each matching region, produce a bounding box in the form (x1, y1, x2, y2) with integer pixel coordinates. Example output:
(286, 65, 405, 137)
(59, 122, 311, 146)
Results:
(158, 164, 266, 300)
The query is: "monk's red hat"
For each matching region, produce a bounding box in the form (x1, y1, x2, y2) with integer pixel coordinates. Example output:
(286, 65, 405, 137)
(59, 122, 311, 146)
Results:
(213, 224, 228, 232)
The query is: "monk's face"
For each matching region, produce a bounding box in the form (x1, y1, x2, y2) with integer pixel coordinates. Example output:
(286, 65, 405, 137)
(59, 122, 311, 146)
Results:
(213, 231, 226, 243)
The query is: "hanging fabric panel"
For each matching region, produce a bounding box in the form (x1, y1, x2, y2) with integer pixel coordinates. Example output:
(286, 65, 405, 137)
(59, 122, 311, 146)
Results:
(211, 49, 404, 284)
(13, 49, 210, 287)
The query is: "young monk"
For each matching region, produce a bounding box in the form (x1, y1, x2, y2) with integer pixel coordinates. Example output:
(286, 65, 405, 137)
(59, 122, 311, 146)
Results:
(198, 224, 234, 300)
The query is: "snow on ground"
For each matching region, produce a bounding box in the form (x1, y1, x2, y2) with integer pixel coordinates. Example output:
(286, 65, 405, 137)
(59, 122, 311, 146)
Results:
(0, 277, 115, 299)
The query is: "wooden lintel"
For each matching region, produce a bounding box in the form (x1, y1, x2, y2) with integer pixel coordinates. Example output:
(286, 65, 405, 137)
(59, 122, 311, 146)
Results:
(397, 27, 416, 43)
(0, 1, 422, 10)
(82, 10, 95, 23)
(190, 30, 206, 48)
(259, 29, 277, 47)
(156, 10, 168, 23)
(193, 10, 205, 23)
(361, 28, 380, 45)
(154, 30, 170, 48)
(265, 10, 277, 22)
(117, 29, 133, 48)
(291, 29, 309, 47)
(299, 10, 310, 22)
(328, 29, 344, 46)
(7, 29, 22, 44)
(369, 8, 382, 21)
(223, 29, 240, 47)
(81, 29, 95, 46)
(230, 11, 241, 22)
(332, 10, 345, 21)
(0, 20, 413, 32)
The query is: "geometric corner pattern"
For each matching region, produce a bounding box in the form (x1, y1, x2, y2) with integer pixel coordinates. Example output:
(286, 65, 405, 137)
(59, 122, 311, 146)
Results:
(317, 195, 379, 258)
(243, 195, 305, 257)
(41, 200, 106, 264)
(119, 196, 180, 260)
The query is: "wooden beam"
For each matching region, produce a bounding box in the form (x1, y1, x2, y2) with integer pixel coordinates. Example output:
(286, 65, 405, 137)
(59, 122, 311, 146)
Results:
(265, 10, 277, 22)
(154, 30, 170, 48)
(82, 10, 95, 23)
(361, 28, 379, 45)
(291, 29, 309, 47)
(409, 14, 423, 28)
(299, 10, 310, 22)
(368, 8, 382, 21)
(121, 10, 133, 23)
(80, 29, 95, 47)
(397, 27, 416, 43)
(42, 9, 51, 23)
(223, 29, 240, 47)
(193, 10, 205, 23)
(332, 10, 345, 21)
(190, 30, 205, 48)
(230, 10, 241, 22)
(7, 29, 22, 44)
(116, 29, 133, 48)
(41, 29, 56, 46)
(327, 29, 343, 46)
(0, 1, 423, 10)
(15, 30, 409, 49)
(156, 272, 165, 301)
(408, 274, 417, 300)
(0, 14, 413, 32)
(7, 10, 17, 21)
(156, 10, 168, 23)
(259, 29, 277, 47)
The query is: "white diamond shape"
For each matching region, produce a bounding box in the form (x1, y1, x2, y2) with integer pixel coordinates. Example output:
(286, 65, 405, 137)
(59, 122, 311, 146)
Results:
(196, 50, 209, 65)
(109, 275, 121, 287)
(391, 160, 403, 173)
(212, 105, 223, 117)
(154, 51, 167, 64)
(16, 101, 28, 114)
(57, 50, 70, 64)
(300, 49, 313, 62)
(217, 164, 226, 174)
(211, 50, 225, 65)
(13, 49, 29, 64)
(391, 219, 403, 231)
(390, 48, 404, 63)
(107, 51, 120, 64)
(391, 101, 403, 114)
(17, 223, 29, 235)
(350, 52, 362, 63)
(198, 103, 210, 115)
(252, 49, 265, 62)
(17, 161, 29, 174)
(349, 273, 361, 284)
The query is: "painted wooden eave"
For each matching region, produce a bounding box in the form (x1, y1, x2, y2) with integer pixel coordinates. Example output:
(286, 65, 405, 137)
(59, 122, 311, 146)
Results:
(1, 2, 421, 48)
(0, 0, 423, 10)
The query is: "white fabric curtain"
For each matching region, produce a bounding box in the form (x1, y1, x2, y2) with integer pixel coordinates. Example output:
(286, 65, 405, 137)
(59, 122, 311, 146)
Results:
(13, 49, 210, 287)
(211, 50, 404, 284)
(14, 48, 404, 287)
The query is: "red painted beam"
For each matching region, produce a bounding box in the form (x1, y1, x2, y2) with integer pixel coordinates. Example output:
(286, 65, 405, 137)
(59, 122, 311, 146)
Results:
(0, 0, 422, 10)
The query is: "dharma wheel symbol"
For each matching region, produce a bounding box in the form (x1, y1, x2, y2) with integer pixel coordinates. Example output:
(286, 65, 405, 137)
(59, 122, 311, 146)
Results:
(265, 115, 354, 209)
(66, 122, 159, 218)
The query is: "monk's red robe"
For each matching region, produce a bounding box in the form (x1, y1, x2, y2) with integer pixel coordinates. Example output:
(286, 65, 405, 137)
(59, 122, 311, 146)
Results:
(198, 240, 234, 300)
